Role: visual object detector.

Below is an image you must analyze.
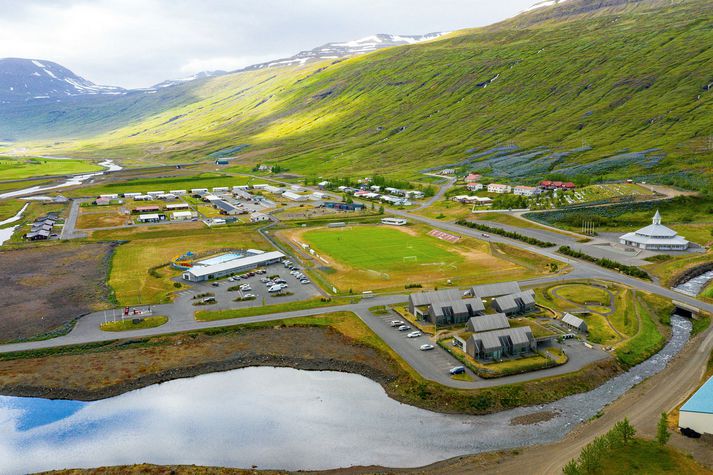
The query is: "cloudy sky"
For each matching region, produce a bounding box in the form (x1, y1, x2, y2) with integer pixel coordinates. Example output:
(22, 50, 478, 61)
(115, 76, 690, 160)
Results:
(0, 0, 536, 88)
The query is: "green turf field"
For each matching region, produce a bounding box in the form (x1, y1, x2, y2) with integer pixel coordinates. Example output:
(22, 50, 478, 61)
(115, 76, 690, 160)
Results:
(303, 226, 461, 272)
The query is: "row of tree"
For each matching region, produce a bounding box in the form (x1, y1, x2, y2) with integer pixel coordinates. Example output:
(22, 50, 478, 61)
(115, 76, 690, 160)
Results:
(558, 246, 650, 279)
(564, 415, 670, 474)
(455, 219, 556, 248)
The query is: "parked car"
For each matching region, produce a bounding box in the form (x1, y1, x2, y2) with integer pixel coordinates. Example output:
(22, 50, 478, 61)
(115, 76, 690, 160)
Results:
(406, 331, 422, 338)
(268, 285, 283, 293)
(300, 280, 311, 284)
(243, 293, 256, 299)
(449, 366, 466, 375)
(390, 320, 405, 327)
(397, 325, 411, 332)
(211, 282, 220, 287)
(419, 344, 435, 351)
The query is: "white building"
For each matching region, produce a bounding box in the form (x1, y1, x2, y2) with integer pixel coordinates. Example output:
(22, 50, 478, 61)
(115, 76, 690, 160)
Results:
(123, 192, 142, 198)
(513, 185, 539, 197)
(138, 213, 163, 223)
(250, 212, 270, 222)
(467, 183, 484, 192)
(99, 194, 119, 200)
(172, 211, 194, 220)
(147, 191, 165, 197)
(182, 251, 284, 282)
(213, 187, 229, 193)
(680, 375, 713, 435)
(487, 184, 512, 194)
(166, 203, 190, 210)
(381, 217, 408, 226)
(282, 191, 309, 201)
(619, 211, 689, 251)
(453, 195, 492, 205)
(169, 189, 187, 195)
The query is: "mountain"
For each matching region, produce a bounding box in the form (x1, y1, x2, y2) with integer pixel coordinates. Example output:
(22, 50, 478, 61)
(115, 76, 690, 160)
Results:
(241, 33, 445, 71)
(4, 0, 713, 190)
(0, 58, 125, 103)
(151, 70, 228, 89)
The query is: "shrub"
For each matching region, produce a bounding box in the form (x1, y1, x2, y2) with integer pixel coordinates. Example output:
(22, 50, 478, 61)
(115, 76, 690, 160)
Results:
(456, 219, 555, 248)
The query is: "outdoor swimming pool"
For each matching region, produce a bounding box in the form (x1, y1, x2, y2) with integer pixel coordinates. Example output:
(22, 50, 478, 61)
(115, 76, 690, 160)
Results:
(196, 252, 243, 266)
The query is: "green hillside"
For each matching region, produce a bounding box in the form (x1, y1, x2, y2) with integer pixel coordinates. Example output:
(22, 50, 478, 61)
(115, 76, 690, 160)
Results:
(18, 0, 713, 189)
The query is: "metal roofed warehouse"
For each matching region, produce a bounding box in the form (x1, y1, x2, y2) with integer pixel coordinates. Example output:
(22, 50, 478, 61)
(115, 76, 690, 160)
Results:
(679, 376, 713, 435)
(182, 251, 285, 282)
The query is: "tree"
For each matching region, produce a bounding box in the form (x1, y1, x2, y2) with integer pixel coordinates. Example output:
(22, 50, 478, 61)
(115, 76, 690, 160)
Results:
(613, 418, 636, 445)
(378, 205, 384, 215)
(562, 460, 581, 475)
(657, 412, 670, 446)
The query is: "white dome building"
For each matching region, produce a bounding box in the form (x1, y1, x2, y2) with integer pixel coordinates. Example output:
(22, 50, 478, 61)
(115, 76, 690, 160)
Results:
(619, 210, 689, 251)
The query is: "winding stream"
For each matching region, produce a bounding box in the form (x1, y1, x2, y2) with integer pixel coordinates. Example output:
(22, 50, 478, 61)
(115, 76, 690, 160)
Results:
(0, 203, 29, 246)
(0, 316, 690, 474)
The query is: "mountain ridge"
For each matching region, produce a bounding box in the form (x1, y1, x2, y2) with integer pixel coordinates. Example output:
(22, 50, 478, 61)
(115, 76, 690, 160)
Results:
(2, 0, 712, 190)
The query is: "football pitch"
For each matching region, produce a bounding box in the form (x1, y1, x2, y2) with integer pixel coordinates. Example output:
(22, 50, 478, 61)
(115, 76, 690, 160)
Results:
(302, 226, 460, 272)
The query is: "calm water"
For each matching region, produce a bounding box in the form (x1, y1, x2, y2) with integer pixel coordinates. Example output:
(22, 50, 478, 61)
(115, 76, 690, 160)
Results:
(0, 317, 690, 474)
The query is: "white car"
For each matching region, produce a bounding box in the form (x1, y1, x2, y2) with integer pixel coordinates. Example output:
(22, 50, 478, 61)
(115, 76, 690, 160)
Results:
(268, 285, 283, 293)
(406, 331, 422, 338)
(390, 320, 405, 327)
(397, 325, 411, 332)
(243, 293, 256, 299)
(419, 344, 435, 351)
(240, 285, 252, 291)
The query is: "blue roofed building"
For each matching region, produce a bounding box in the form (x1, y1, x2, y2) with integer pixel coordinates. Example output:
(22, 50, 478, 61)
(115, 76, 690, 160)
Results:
(679, 375, 713, 435)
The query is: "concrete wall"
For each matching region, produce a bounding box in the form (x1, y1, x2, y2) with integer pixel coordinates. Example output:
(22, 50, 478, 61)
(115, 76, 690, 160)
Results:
(679, 411, 713, 435)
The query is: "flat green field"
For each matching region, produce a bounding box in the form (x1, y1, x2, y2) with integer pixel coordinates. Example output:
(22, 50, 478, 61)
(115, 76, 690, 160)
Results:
(0, 157, 102, 180)
(281, 224, 560, 293)
(303, 226, 457, 272)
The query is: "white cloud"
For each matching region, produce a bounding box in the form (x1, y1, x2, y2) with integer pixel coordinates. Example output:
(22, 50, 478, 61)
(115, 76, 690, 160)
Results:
(0, 0, 535, 88)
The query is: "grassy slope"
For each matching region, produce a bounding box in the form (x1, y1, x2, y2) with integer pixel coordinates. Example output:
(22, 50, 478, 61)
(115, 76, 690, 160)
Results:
(18, 0, 713, 188)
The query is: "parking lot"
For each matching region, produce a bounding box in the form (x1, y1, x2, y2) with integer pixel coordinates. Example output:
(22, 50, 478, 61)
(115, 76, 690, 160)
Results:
(365, 307, 477, 382)
(175, 261, 322, 312)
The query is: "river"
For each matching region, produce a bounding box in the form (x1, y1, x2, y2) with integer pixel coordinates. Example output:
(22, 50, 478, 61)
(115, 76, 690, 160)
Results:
(0, 203, 29, 246)
(0, 159, 122, 199)
(674, 270, 713, 297)
(0, 316, 690, 474)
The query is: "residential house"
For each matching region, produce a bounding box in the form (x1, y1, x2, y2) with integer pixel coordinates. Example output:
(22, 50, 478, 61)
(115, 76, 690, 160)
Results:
(492, 289, 537, 315)
(561, 313, 588, 332)
(487, 183, 512, 194)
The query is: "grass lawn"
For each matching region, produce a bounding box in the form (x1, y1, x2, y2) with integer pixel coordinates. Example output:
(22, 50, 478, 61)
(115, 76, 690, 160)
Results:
(583, 313, 620, 345)
(195, 297, 358, 321)
(473, 212, 581, 238)
(0, 200, 25, 224)
(588, 438, 711, 474)
(281, 223, 560, 293)
(509, 317, 556, 338)
(0, 178, 53, 193)
(644, 251, 713, 288)
(615, 296, 665, 366)
(0, 157, 103, 180)
(608, 289, 639, 337)
(553, 283, 612, 306)
(76, 208, 130, 229)
(100, 316, 168, 332)
(482, 354, 556, 375)
(108, 225, 270, 305)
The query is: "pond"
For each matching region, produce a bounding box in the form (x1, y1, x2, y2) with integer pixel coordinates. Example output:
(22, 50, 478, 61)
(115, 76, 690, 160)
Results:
(0, 317, 690, 474)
